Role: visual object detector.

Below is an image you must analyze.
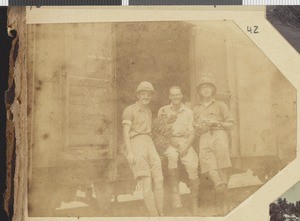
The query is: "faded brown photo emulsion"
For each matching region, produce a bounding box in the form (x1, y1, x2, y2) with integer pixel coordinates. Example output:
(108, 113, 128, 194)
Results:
(21, 7, 299, 220)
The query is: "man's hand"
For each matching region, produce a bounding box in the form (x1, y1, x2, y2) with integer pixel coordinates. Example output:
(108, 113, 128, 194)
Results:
(170, 138, 180, 149)
(126, 152, 136, 165)
(203, 119, 220, 127)
(180, 144, 190, 157)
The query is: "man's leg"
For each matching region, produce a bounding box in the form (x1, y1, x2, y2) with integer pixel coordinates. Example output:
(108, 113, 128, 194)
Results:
(208, 169, 224, 187)
(180, 147, 199, 215)
(147, 140, 165, 216)
(189, 178, 200, 215)
(140, 176, 159, 216)
(168, 168, 182, 208)
(130, 136, 158, 216)
(219, 169, 230, 214)
(208, 169, 229, 216)
(164, 146, 182, 208)
(153, 175, 164, 216)
(209, 131, 231, 216)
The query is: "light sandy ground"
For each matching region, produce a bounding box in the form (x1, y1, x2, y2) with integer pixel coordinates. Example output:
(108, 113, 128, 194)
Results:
(46, 170, 263, 217)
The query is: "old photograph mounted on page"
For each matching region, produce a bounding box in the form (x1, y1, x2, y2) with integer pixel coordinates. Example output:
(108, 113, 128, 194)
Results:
(24, 7, 299, 219)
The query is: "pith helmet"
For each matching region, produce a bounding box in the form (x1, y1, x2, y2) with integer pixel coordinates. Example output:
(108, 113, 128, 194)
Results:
(197, 75, 217, 93)
(135, 81, 156, 94)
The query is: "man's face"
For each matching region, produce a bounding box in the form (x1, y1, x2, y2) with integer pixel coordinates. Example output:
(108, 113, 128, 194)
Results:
(169, 88, 183, 105)
(137, 91, 153, 105)
(200, 83, 214, 98)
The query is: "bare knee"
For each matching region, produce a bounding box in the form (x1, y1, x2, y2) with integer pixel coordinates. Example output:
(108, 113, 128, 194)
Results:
(153, 176, 164, 188)
(186, 166, 198, 180)
(140, 176, 152, 194)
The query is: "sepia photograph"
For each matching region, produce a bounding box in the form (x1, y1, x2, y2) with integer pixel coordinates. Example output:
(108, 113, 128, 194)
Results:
(10, 5, 297, 219)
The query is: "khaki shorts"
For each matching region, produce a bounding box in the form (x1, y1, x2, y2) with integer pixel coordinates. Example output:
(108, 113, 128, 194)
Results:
(164, 136, 199, 180)
(129, 135, 163, 180)
(199, 130, 231, 174)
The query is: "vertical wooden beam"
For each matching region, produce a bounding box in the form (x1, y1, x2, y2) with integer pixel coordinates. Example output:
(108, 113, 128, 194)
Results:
(189, 25, 197, 107)
(225, 36, 242, 166)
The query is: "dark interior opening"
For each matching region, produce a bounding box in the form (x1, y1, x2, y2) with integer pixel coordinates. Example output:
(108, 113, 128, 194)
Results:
(116, 21, 192, 150)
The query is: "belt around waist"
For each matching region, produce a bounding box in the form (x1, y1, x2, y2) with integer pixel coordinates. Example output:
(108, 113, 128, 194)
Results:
(171, 134, 189, 138)
(130, 133, 152, 139)
(210, 127, 225, 131)
(201, 128, 225, 135)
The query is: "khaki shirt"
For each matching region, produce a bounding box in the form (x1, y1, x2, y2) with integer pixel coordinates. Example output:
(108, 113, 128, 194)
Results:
(122, 102, 152, 138)
(158, 104, 195, 137)
(193, 99, 234, 127)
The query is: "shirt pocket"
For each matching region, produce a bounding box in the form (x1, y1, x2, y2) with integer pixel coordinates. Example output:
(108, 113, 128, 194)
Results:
(133, 113, 147, 130)
(134, 116, 145, 125)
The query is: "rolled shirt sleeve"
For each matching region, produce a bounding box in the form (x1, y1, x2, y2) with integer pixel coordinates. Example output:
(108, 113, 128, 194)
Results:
(187, 110, 195, 135)
(122, 106, 133, 127)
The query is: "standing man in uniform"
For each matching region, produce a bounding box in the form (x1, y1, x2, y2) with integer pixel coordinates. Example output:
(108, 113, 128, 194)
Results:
(193, 75, 235, 215)
(158, 86, 199, 214)
(122, 81, 164, 216)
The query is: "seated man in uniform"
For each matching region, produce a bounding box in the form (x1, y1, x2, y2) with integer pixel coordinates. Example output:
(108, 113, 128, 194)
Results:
(158, 86, 199, 214)
(122, 81, 164, 216)
(193, 75, 235, 215)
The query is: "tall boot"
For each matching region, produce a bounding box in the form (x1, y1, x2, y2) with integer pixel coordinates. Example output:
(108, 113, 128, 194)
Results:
(168, 169, 183, 208)
(189, 178, 199, 215)
(221, 185, 230, 215)
(141, 177, 159, 216)
(215, 183, 227, 216)
(153, 176, 164, 216)
(143, 190, 159, 216)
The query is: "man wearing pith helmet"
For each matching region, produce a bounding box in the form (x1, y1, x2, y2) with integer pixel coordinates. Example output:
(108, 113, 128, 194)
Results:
(158, 86, 199, 214)
(193, 74, 235, 215)
(122, 81, 164, 216)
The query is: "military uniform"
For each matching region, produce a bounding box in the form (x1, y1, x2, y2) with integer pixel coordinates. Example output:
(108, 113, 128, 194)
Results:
(122, 102, 163, 179)
(193, 99, 234, 179)
(194, 75, 234, 215)
(158, 104, 198, 180)
(158, 103, 199, 211)
(122, 81, 164, 216)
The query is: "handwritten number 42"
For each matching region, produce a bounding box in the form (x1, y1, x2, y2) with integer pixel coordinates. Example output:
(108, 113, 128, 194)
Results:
(247, 26, 259, 34)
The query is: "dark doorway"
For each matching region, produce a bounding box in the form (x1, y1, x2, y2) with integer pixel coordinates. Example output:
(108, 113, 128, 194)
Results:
(116, 21, 193, 149)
